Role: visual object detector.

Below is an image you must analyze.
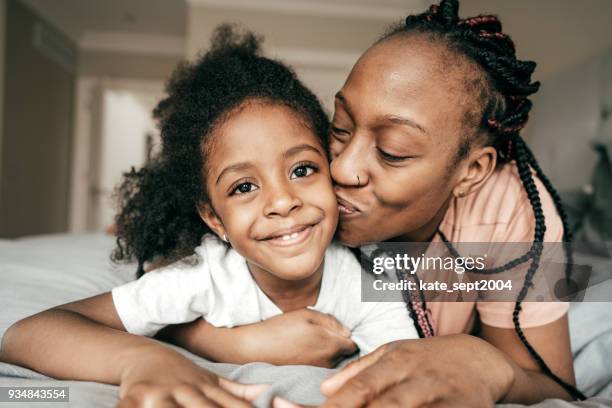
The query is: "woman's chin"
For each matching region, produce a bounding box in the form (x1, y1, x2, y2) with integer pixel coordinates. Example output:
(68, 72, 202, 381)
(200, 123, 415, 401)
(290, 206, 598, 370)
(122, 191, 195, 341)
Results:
(336, 223, 367, 248)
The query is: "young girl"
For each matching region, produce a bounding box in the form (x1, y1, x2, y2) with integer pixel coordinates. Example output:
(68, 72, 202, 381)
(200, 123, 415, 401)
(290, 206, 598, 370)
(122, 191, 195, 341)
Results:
(0, 25, 417, 407)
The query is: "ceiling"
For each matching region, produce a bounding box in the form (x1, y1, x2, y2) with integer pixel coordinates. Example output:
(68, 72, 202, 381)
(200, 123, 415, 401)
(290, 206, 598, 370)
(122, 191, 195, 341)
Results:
(21, 0, 612, 80)
(22, 0, 188, 41)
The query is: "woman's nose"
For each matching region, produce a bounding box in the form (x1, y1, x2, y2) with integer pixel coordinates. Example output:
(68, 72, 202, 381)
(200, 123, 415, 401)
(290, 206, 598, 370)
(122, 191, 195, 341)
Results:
(330, 137, 369, 187)
(263, 182, 302, 217)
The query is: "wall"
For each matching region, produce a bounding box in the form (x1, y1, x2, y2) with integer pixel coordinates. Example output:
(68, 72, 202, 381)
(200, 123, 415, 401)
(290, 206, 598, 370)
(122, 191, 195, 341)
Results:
(0, 0, 5, 201)
(0, 0, 76, 237)
(79, 50, 180, 81)
(527, 49, 612, 192)
(461, 0, 612, 81)
(185, 5, 394, 112)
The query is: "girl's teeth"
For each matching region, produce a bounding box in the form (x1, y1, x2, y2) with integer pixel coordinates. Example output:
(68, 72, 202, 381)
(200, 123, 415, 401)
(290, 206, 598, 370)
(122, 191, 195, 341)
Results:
(280, 232, 300, 241)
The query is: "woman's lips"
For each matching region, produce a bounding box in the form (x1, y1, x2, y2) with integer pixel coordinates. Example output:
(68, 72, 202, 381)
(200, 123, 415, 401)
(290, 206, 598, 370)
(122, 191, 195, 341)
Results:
(337, 196, 361, 216)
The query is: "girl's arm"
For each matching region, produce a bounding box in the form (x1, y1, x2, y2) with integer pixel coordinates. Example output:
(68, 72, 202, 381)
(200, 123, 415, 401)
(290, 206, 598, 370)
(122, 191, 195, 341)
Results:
(0, 293, 265, 406)
(162, 309, 357, 367)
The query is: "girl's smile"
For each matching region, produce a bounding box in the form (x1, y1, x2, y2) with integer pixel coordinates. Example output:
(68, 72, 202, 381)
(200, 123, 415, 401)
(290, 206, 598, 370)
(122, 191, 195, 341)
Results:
(259, 223, 317, 248)
(200, 101, 338, 297)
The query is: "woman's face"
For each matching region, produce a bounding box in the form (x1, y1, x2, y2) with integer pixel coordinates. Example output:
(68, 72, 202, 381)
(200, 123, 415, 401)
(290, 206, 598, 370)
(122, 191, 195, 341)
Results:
(330, 35, 474, 246)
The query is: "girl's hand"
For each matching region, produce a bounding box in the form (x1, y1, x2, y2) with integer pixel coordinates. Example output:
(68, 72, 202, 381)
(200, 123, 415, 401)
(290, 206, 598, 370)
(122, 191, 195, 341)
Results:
(318, 334, 514, 408)
(241, 309, 358, 367)
(165, 309, 357, 368)
(118, 349, 268, 408)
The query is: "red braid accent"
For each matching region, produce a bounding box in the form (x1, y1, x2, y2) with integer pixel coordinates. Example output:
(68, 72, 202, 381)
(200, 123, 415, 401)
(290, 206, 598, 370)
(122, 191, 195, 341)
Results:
(488, 118, 527, 134)
(478, 30, 507, 40)
(458, 15, 499, 28)
(487, 118, 503, 131)
(425, 4, 439, 21)
(408, 292, 434, 337)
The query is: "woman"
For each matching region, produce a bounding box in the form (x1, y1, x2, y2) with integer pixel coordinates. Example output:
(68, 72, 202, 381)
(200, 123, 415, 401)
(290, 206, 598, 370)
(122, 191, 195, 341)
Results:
(317, 0, 581, 405)
(167, 1, 583, 406)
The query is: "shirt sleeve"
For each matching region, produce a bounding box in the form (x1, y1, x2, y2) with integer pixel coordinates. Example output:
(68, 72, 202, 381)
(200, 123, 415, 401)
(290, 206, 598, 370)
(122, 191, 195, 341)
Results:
(111, 260, 212, 337)
(352, 301, 419, 356)
(477, 174, 570, 329)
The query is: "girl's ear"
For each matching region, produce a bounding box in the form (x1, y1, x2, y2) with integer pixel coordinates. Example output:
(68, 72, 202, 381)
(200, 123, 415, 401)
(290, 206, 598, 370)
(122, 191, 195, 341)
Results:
(453, 145, 497, 198)
(197, 203, 226, 240)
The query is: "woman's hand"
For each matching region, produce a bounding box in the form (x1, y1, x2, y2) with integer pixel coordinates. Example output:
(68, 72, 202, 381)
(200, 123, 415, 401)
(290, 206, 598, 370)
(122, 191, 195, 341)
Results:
(165, 309, 357, 368)
(318, 334, 515, 408)
(118, 348, 267, 407)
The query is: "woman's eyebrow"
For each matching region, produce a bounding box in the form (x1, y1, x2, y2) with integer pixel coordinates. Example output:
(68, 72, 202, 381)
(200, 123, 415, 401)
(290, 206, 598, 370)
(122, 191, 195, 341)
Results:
(334, 92, 354, 115)
(383, 115, 427, 134)
(215, 162, 253, 185)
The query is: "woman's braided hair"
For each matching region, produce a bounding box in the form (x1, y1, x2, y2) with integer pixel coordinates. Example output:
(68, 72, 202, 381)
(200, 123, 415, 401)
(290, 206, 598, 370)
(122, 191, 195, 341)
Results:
(381, 0, 584, 400)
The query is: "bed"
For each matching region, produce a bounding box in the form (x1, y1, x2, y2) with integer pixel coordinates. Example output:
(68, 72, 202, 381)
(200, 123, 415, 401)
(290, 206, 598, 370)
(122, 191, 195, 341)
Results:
(1, 233, 611, 407)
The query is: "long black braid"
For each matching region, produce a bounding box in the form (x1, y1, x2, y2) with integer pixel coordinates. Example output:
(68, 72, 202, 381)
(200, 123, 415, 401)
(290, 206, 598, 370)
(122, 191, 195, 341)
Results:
(382, 0, 585, 400)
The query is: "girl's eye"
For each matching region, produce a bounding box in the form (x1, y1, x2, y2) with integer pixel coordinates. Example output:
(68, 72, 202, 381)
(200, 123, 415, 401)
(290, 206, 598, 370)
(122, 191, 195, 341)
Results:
(290, 164, 317, 179)
(231, 182, 258, 195)
(377, 147, 410, 162)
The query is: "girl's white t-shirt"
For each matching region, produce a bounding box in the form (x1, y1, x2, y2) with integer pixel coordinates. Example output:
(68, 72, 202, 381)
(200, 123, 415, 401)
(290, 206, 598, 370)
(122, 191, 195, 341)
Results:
(112, 235, 418, 356)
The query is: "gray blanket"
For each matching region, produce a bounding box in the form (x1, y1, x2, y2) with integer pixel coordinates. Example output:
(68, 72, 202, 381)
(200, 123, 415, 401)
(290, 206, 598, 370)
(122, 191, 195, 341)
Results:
(1, 234, 611, 407)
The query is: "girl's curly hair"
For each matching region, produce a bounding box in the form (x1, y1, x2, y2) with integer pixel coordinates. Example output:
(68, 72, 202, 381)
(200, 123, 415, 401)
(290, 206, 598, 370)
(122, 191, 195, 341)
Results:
(111, 24, 330, 277)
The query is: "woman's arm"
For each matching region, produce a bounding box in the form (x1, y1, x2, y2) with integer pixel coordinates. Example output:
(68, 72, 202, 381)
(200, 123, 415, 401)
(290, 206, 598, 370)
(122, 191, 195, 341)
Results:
(317, 315, 577, 407)
(0, 293, 265, 407)
(483, 314, 576, 403)
(162, 309, 357, 367)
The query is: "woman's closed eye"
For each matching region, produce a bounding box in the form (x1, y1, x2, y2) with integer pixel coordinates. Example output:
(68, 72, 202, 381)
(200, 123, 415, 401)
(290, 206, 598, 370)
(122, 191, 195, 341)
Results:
(330, 125, 350, 141)
(376, 147, 411, 162)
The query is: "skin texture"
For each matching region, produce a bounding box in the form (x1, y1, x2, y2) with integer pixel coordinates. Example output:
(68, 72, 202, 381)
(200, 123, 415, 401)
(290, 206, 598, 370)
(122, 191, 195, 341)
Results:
(316, 35, 576, 406)
(168, 34, 576, 407)
(199, 102, 339, 312)
(0, 102, 342, 408)
(0, 293, 268, 408)
(331, 35, 496, 246)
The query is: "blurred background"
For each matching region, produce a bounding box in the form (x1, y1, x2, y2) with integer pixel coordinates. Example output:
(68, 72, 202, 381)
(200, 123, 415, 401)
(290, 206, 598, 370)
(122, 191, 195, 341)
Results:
(0, 0, 610, 238)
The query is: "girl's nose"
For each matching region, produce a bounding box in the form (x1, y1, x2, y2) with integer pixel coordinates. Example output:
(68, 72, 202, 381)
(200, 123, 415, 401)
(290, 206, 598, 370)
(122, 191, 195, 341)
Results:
(330, 137, 369, 188)
(263, 183, 302, 217)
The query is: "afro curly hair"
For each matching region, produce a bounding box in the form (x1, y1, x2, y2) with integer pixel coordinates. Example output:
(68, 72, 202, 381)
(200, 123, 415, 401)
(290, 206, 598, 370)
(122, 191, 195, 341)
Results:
(111, 24, 330, 277)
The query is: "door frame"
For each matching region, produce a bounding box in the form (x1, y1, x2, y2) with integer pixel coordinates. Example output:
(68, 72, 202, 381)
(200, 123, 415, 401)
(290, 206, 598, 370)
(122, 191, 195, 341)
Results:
(68, 76, 164, 232)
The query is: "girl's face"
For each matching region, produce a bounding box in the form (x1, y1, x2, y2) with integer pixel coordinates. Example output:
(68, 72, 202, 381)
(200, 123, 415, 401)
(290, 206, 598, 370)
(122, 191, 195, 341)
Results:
(330, 35, 477, 246)
(201, 102, 338, 283)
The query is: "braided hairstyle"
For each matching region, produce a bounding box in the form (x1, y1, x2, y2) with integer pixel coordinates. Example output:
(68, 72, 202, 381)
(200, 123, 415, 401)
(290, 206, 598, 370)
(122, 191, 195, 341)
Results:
(112, 24, 329, 277)
(380, 0, 584, 400)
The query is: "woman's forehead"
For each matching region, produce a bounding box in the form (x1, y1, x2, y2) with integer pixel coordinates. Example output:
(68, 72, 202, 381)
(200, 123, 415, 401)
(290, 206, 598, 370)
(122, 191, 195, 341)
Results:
(341, 35, 482, 130)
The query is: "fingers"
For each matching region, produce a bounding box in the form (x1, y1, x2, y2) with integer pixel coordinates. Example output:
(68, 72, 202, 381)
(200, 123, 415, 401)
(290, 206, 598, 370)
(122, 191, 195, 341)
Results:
(116, 394, 180, 408)
(366, 378, 441, 408)
(199, 383, 250, 408)
(116, 395, 139, 408)
(219, 378, 269, 401)
(273, 397, 302, 408)
(320, 345, 385, 396)
(303, 309, 351, 337)
(117, 381, 260, 408)
(320, 351, 409, 408)
(329, 330, 358, 356)
(174, 386, 221, 408)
